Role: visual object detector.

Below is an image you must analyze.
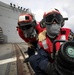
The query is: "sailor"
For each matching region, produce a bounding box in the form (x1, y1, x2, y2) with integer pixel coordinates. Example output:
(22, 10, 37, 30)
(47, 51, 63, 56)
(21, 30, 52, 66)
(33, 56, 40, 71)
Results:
(17, 11, 45, 62)
(29, 8, 74, 75)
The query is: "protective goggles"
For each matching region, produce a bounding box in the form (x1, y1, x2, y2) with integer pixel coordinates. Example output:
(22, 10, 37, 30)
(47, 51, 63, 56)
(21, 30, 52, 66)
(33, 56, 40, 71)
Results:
(44, 13, 63, 24)
(19, 24, 32, 30)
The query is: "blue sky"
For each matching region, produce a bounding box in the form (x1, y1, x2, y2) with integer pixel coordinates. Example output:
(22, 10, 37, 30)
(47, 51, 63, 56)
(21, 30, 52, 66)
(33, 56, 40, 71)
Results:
(0, 0, 74, 32)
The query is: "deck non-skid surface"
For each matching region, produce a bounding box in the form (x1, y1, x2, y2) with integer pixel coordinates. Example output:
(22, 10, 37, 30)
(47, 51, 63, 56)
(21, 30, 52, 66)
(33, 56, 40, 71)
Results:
(0, 43, 33, 75)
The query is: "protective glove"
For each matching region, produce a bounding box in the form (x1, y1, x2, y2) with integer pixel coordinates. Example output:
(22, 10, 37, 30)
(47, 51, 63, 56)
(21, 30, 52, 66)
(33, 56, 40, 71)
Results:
(28, 42, 34, 48)
(38, 30, 46, 41)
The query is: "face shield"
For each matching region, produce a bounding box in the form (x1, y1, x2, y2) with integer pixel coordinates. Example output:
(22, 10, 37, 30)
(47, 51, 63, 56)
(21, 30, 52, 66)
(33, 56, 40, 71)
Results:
(23, 26, 34, 34)
(19, 23, 33, 30)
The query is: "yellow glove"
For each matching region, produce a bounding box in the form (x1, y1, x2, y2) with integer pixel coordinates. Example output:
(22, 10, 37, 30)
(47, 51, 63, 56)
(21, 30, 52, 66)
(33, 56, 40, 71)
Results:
(38, 30, 46, 41)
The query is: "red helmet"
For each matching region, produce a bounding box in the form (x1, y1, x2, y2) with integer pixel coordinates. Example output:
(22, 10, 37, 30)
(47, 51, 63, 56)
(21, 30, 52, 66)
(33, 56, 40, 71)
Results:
(43, 8, 61, 17)
(43, 8, 64, 27)
(18, 13, 36, 30)
(18, 13, 34, 25)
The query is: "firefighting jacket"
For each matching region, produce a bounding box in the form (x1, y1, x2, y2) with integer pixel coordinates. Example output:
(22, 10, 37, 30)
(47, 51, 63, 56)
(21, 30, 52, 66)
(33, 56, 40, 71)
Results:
(38, 28, 72, 54)
(17, 22, 45, 43)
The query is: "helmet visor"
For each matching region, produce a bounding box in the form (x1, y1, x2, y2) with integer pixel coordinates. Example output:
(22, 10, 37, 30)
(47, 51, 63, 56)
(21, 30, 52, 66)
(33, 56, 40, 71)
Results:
(44, 13, 63, 24)
(20, 24, 32, 30)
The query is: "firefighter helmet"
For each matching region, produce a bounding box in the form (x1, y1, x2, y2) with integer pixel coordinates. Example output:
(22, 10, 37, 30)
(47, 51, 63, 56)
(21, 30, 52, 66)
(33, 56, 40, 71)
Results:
(41, 8, 64, 28)
(18, 13, 36, 30)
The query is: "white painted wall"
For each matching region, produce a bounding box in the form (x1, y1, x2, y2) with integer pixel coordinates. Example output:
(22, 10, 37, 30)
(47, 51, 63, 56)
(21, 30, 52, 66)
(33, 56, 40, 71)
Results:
(0, 1, 25, 43)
